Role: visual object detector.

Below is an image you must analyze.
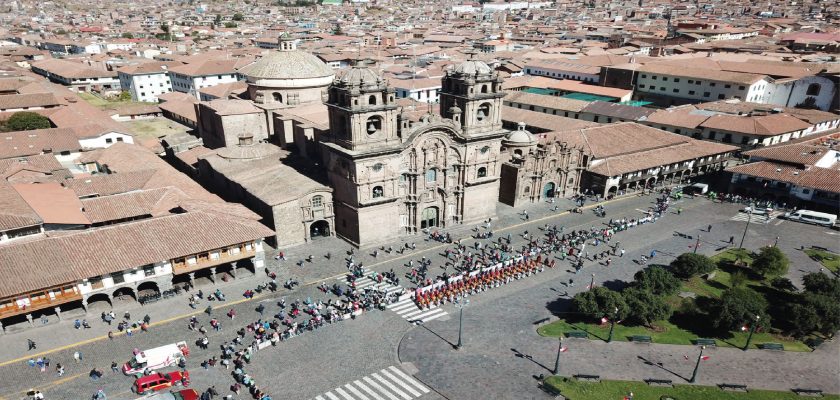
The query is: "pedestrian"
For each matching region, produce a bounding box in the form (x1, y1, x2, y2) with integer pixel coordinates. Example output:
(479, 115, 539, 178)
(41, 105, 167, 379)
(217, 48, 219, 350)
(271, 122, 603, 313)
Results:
(28, 358, 35, 368)
(27, 339, 36, 350)
(707, 224, 712, 232)
(677, 207, 682, 215)
(729, 236, 734, 244)
(227, 309, 236, 319)
(606, 258, 612, 266)
(650, 249, 656, 258)
(111, 361, 118, 373)
(56, 363, 64, 376)
(124, 311, 130, 321)
(40, 314, 48, 325)
(205, 305, 213, 316)
(126, 327, 133, 337)
(73, 351, 82, 363)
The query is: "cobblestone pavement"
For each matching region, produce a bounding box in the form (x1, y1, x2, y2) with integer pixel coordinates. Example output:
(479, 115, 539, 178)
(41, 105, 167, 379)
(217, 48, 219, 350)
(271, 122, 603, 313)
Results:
(0, 193, 836, 399)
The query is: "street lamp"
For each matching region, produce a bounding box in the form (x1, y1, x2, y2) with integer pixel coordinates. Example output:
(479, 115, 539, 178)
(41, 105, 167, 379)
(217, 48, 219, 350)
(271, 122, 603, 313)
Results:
(742, 315, 760, 351)
(589, 273, 595, 292)
(738, 210, 752, 249)
(607, 307, 619, 343)
(689, 345, 706, 383)
(693, 234, 701, 254)
(455, 298, 469, 350)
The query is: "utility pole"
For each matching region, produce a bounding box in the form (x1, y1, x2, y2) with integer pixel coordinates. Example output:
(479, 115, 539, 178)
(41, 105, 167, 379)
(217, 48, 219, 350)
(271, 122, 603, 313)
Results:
(455, 299, 469, 349)
(743, 315, 760, 351)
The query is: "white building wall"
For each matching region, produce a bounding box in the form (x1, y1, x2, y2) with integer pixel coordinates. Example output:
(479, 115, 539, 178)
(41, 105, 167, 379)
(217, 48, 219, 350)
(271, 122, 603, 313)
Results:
(524, 66, 600, 83)
(121, 72, 172, 102)
(78, 132, 135, 149)
(636, 72, 758, 102)
(170, 72, 240, 99)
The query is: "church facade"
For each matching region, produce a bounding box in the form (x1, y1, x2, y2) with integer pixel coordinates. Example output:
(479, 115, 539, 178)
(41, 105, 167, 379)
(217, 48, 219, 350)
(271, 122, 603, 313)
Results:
(319, 60, 509, 247)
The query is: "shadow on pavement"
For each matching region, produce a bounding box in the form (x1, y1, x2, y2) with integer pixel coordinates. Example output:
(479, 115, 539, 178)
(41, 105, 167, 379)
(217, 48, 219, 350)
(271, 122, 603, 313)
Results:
(511, 348, 553, 373)
(419, 324, 456, 348)
(637, 355, 689, 382)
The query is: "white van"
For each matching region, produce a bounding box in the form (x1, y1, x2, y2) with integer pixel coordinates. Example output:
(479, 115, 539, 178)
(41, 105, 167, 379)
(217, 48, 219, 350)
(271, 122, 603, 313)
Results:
(123, 341, 190, 375)
(684, 183, 709, 195)
(783, 210, 837, 227)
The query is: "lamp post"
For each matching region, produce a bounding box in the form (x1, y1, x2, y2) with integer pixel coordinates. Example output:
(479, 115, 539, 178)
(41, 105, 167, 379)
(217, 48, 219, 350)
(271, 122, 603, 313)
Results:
(742, 315, 760, 351)
(607, 307, 619, 343)
(553, 337, 563, 375)
(693, 234, 701, 254)
(689, 345, 706, 383)
(589, 273, 595, 292)
(738, 210, 752, 249)
(455, 298, 469, 350)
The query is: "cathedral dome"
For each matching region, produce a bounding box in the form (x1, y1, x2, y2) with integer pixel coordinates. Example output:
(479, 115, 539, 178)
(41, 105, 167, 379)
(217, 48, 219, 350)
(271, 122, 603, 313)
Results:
(451, 59, 492, 75)
(241, 36, 334, 89)
(503, 122, 536, 146)
(338, 64, 384, 87)
(215, 142, 285, 160)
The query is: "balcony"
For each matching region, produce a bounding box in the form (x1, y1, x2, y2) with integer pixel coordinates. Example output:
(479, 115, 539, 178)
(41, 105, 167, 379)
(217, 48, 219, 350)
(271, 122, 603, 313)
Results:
(0, 285, 82, 319)
(171, 243, 257, 275)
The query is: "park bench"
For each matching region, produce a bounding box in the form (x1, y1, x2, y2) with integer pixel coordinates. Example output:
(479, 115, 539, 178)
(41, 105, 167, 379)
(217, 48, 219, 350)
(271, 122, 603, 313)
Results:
(539, 381, 564, 398)
(719, 383, 748, 392)
(758, 343, 784, 351)
(565, 331, 588, 339)
(533, 318, 550, 326)
(792, 388, 824, 397)
(573, 374, 601, 382)
(645, 378, 673, 387)
(630, 335, 652, 343)
(693, 338, 717, 347)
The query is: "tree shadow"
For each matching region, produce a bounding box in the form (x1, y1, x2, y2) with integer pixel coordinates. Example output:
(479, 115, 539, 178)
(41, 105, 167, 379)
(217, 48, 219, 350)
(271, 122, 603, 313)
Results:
(602, 279, 628, 291)
(545, 297, 573, 318)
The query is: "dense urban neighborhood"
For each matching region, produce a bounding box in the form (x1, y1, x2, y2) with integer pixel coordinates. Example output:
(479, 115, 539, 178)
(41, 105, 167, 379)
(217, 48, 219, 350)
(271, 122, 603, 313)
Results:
(0, 0, 838, 399)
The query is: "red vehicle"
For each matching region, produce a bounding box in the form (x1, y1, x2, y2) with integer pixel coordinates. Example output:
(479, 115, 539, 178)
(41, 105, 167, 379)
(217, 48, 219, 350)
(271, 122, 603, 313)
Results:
(133, 370, 190, 395)
(138, 389, 199, 400)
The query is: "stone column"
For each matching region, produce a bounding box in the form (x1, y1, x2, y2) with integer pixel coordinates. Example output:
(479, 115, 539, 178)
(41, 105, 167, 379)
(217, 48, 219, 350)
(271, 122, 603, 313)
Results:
(210, 267, 217, 285)
(0, 319, 4, 334)
(54, 306, 62, 321)
(188, 272, 195, 287)
(81, 297, 88, 311)
(26, 313, 33, 327)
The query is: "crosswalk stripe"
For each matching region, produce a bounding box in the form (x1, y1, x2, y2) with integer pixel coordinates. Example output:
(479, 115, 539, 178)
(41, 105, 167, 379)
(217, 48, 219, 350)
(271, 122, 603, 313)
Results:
(389, 302, 418, 312)
(387, 366, 430, 393)
(418, 312, 447, 323)
(372, 372, 412, 400)
(316, 396, 326, 400)
(406, 309, 446, 321)
(325, 392, 341, 400)
(398, 308, 430, 319)
(380, 369, 421, 397)
(354, 380, 385, 400)
(343, 384, 369, 400)
(334, 387, 355, 400)
(362, 376, 401, 400)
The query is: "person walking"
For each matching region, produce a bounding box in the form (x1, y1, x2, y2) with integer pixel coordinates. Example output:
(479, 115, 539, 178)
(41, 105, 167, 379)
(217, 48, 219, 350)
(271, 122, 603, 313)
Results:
(707, 224, 712, 232)
(56, 363, 64, 377)
(73, 351, 82, 363)
(620, 248, 625, 257)
(111, 361, 118, 373)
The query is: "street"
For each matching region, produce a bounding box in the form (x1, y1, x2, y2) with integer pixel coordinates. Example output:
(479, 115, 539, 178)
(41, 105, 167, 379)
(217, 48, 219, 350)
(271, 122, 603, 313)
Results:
(0, 193, 836, 400)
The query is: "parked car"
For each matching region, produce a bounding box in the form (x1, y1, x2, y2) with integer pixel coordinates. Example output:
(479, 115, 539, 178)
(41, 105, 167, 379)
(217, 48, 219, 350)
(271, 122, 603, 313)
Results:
(133, 370, 190, 395)
(741, 206, 773, 215)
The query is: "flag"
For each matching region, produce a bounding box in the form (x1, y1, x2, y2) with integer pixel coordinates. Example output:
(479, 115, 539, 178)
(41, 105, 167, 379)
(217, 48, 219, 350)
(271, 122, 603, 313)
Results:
(560, 346, 568, 353)
(701, 355, 710, 361)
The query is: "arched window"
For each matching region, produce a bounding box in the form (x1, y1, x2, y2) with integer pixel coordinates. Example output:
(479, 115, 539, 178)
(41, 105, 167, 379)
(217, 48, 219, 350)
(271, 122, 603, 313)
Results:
(372, 186, 384, 198)
(311, 195, 323, 208)
(425, 168, 437, 182)
(273, 92, 283, 103)
(481, 85, 488, 94)
(366, 116, 382, 135)
(368, 95, 377, 105)
(477, 167, 487, 178)
(477, 103, 491, 122)
(400, 173, 409, 183)
(522, 186, 530, 196)
(806, 83, 821, 96)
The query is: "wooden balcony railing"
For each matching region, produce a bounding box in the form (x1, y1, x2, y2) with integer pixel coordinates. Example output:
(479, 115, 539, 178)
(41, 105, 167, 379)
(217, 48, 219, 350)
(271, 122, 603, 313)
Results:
(171, 244, 257, 275)
(0, 285, 81, 318)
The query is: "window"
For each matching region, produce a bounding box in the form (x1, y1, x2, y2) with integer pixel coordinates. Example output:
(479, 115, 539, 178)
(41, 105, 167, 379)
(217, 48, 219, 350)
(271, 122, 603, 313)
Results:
(724, 84, 731, 89)
(143, 265, 156, 277)
(802, 189, 811, 194)
(741, 137, 749, 144)
(739, 86, 745, 90)
(607, 118, 612, 123)
(695, 81, 701, 85)
(476, 103, 491, 122)
(806, 83, 821, 96)
(703, 92, 710, 98)
(717, 94, 725, 99)
(649, 86, 656, 90)
(368, 95, 377, 105)
(710, 82, 716, 87)
(425, 168, 437, 182)
(311, 195, 323, 208)
(641, 74, 647, 78)
(652, 75, 657, 80)
(111, 272, 125, 284)
(662, 77, 668, 81)
(480, 146, 490, 154)
(522, 186, 530, 195)
(400, 173, 409, 183)
(273, 93, 282, 102)
(639, 84, 645, 89)
(674, 78, 680, 83)
(372, 186, 384, 198)
(688, 90, 695, 95)
(105, 138, 113, 144)
(688, 80, 694, 84)
(673, 88, 679, 93)
(366, 116, 382, 135)
(659, 87, 665, 91)
(477, 167, 487, 178)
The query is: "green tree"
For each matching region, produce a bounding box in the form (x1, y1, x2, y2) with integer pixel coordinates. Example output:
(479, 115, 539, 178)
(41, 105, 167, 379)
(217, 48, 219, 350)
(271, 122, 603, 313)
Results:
(571, 287, 629, 321)
(669, 253, 716, 280)
(232, 12, 244, 21)
(121, 32, 134, 39)
(214, 14, 222, 25)
(751, 246, 789, 278)
(6, 112, 51, 131)
(770, 277, 796, 292)
(787, 303, 820, 338)
(118, 91, 132, 101)
(802, 272, 840, 297)
(803, 293, 840, 336)
(224, 22, 238, 28)
(623, 288, 671, 326)
(633, 265, 680, 296)
(729, 270, 748, 288)
(712, 287, 770, 332)
(333, 24, 343, 35)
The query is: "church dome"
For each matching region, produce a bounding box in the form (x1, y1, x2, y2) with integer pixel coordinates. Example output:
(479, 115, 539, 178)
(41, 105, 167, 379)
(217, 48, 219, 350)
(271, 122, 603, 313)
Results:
(338, 64, 384, 87)
(503, 122, 536, 146)
(452, 59, 492, 75)
(241, 36, 334, 88)
(216, 142, 284, 160)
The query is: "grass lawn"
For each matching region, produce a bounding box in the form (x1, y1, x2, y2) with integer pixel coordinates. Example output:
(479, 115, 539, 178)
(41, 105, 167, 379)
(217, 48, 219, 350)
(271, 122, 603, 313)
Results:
(121, 118, 191, 140)
(804, 248, 840, 272)
(538, 248, 812, 352)
(77, 92, 153, 109)
(543, 376, 840, 400)
(537, 319, 811, 351)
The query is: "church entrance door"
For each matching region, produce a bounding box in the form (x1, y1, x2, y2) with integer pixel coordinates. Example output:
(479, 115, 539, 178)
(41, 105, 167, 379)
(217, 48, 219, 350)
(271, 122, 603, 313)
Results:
(543, 182, 556, 198)
(420, 207, 439, 229)
(309, 220, 331, 239)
